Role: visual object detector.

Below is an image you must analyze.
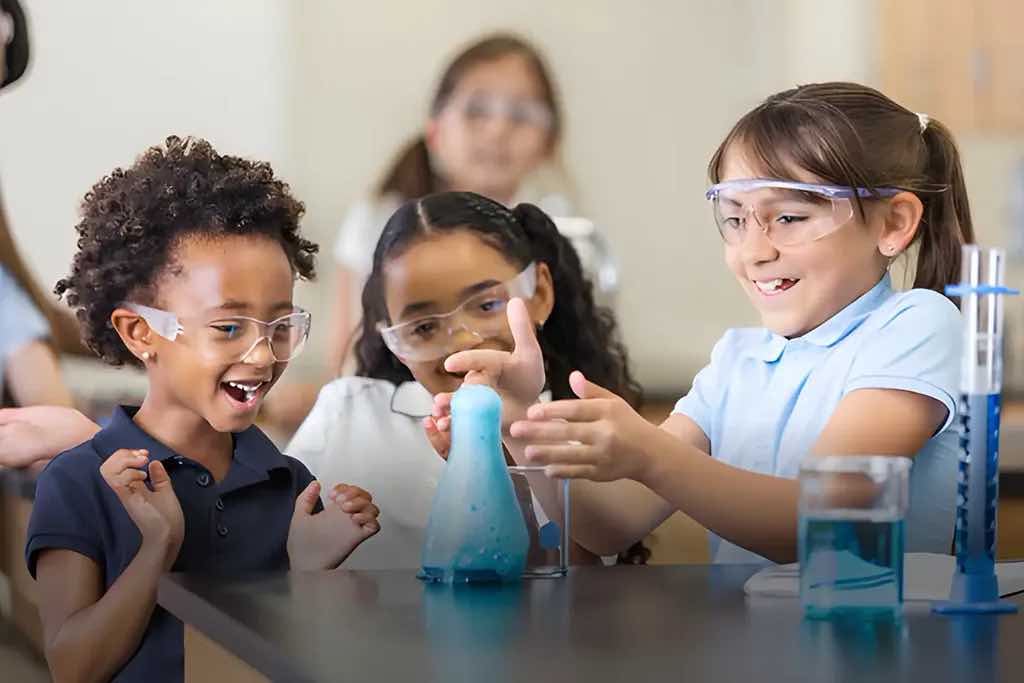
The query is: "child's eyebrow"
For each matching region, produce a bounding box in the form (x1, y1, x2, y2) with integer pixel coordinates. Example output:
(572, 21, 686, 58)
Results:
(207, 300, 295, 315)
(398, 280, 501, 320)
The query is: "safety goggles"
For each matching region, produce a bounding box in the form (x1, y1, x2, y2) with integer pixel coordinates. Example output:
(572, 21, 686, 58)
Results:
(377, 263, 537, 363)
(706, 178, 901, 247)
(125, 303, 311, 364)
(445, 92, 553, 130)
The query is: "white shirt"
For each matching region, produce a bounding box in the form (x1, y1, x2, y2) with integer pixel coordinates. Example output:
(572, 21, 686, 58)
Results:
(286, 376, 555, 570)
(286, 377, 438, 569)
(673, 275, 961, 564)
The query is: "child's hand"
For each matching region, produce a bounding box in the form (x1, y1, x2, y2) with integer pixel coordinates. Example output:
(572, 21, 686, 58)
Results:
(510, 371, 657, 482)
(442, 298, 545, 422)
(100, 449, 184, 570)
(423, 412, 451, 460)
(0, 406, 101, 468)
(287, 481, 380, 570)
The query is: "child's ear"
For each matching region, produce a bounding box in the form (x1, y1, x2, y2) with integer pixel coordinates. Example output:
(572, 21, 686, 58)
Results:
(878, 191, 924, 258)
(528, 262, 555, 328)
(424, 117, 441, 152)
(110, 307, 158, 363)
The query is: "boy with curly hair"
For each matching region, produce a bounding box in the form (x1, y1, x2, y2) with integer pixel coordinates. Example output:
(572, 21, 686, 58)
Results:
(26, 136, 380, 682)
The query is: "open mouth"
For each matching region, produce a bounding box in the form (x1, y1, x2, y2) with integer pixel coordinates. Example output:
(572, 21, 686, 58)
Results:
(220, 379, 268, 410)
(753, 278, 800, 296)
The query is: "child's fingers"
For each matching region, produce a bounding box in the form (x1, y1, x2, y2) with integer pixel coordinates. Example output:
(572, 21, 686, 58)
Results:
(543, 464, 599, 480)
(568, 371, 619, 401)
(443, 349, 509, 377)
(360, 519, 381, 536)
(147, 460, 173, 492)
(506, 298, 543, 363)
(432, 393, 453, 419)
(351, 505, 380, 526)
(423, 417, 451, 459)
(0, 407, 28, 425)
(525, 400, 608, 422)
(293, 480, 322, 517)
(339, 496, 374, 514)
(100, 449, 149, 484)
(112, 468, 149, 489)
(327, 484, 371, 503)
(523, 443, 595, 466)
(509, 419, 593, 444)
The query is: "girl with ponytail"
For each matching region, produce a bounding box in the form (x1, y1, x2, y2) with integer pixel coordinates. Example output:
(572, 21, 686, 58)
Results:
(287, 191, 645, 568)
(326, 34, 572, 376)
(441, 82, 972, 565)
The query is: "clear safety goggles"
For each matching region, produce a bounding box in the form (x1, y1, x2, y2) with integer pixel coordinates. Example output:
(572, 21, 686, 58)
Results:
(445, 92, 553, 130)
(705, 178, 901, 247)
(125, 303, 311, 364)
(377, 262, 538, 363)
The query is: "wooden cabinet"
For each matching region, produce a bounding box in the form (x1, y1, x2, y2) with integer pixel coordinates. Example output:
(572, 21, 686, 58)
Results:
(880, 0, 1024, 133)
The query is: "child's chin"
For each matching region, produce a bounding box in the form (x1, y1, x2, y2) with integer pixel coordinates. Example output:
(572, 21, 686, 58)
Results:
(206, 407, 260, 434)
(760, 314, 805, 339)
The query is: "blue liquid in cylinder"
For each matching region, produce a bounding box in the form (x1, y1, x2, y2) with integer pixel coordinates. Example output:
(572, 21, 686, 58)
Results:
(955, 393, 999, 576)
(419, 385, 530, 583)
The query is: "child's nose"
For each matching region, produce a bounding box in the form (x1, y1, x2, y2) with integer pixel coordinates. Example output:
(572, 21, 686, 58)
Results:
(241, 337, 276, 367)
(738, 220, 779, 265)
(480, 113, 513, 141)
(448, 327, 484, 353)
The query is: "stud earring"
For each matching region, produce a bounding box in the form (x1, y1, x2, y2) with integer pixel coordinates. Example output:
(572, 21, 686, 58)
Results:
(142, 351, 152, 361)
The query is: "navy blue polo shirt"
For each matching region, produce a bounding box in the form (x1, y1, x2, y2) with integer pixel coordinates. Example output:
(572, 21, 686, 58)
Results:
(26, 405, 320, 682)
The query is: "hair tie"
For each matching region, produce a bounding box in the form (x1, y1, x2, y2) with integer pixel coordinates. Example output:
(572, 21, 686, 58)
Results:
(916, 112, 930, 134)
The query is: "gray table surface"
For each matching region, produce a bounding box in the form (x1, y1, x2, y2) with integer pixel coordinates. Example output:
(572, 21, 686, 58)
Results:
(159, 564, 1024, 683)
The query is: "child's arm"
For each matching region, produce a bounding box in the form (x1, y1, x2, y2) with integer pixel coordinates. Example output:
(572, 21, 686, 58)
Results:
(440, 297, 950, 562)
(0, 406, 101, 468)
(34, 449, 183, 682)
(517, 376, 946, 563)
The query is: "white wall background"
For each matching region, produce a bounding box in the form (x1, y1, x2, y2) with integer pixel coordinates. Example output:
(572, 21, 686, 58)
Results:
(3, 0, 1023, 395)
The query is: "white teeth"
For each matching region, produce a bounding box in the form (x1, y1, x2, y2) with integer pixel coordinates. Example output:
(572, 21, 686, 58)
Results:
(755, 278, 784, 292)
(226, 381, 264, 402)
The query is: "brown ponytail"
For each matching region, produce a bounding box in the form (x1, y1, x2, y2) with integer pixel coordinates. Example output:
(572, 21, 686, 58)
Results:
(914, 119, 975, 291)
(378, 137, 438, 201)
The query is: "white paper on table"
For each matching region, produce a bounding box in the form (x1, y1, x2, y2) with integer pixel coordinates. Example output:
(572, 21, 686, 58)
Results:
(744, 553, 1024, 601)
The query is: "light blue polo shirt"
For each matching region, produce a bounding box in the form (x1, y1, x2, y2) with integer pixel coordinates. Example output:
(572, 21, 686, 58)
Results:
(674, 274, 961, 564)
(0, 265, 51, 401)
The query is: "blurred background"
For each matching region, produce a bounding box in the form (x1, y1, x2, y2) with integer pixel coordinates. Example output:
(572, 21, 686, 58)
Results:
(2, 1, 1024, 677)
(5, 0, 1020, 404)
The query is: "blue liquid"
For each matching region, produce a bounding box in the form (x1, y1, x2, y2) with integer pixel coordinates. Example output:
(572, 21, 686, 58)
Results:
(419, 385, 529, 584)
(954, 393, 999, 576)
(800, 516, 904, 619)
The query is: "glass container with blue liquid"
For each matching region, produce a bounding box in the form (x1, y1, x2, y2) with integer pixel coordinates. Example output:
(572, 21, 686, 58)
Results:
(419, 384, 531, 583)
(799, 455, 911, 619)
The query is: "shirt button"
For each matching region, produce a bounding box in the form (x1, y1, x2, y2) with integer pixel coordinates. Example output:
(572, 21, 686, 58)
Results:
(217, 525, 229, 537)
(215, 498, 225, 511)
(196, 473, 211, 487)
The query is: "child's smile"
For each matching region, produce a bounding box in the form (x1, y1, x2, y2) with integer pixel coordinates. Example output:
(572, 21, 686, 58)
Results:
(142, 235, 297, 434)
(753, 277, 799, 296)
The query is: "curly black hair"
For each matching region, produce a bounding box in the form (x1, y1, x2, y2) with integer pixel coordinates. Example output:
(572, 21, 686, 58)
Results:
(354, 191, 643, 409)
(55, 135, 318, 367)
